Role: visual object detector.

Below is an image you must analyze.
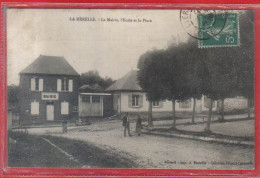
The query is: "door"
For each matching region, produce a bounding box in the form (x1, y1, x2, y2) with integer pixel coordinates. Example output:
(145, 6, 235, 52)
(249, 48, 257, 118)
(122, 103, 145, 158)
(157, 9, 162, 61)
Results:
(46, 104, 54, 121)
(80, 95, 103, 117)
(91, 96, 102, 116)
(80, 96, 91, 117)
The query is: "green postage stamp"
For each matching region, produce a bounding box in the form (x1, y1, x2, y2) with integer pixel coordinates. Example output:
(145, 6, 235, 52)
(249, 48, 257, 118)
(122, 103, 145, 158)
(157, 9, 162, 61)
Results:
(197, 13, 239, 48)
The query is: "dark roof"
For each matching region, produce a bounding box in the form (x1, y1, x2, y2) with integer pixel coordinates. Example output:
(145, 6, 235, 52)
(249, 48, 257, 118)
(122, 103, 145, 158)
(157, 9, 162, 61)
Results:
(20, 55, 79, 76)
(79, 84, 104, 93)
(105, 70, 142, 92)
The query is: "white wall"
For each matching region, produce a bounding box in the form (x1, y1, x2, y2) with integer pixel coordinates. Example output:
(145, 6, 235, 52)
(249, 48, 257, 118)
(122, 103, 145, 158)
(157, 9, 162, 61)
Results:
(217, 97, 248, 112)
(120, 91, 173, 112)
(119, 92, 217, 113)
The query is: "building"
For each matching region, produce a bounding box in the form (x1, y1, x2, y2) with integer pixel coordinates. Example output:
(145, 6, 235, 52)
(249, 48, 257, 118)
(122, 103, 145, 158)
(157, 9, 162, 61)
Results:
(105, 70, 217, 114)
(78, 84, 113, 121)
(19, 55, 79, 125)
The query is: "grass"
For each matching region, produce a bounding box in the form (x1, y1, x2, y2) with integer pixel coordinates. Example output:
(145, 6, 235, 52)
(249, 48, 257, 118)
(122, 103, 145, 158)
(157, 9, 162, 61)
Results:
(8, 131, 137, 168)
(8, 131, 81, 168)
(43, 135, 137, 168)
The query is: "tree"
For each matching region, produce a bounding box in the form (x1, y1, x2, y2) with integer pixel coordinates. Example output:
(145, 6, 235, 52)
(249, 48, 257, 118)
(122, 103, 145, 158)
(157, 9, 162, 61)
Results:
(203, 46, 238, 122)
(137, 49, 165, 127)
(176, 39, 205, 124)
(201, 11, 254, 131)
(80, 70, 114, 90)
(235, 11, 254, 119)
(137, 43, 194, 129)
(163, 42, 196, 128)
(136, 11, 254, 131)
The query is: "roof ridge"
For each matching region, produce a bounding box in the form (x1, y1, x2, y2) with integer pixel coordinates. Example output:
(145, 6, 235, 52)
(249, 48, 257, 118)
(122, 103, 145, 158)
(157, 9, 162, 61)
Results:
(20, 55, 79, 76)
(105, 70, 141, 91)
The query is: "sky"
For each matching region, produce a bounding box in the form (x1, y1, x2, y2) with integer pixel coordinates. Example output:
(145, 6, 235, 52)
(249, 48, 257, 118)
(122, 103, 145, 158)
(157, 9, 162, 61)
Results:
(7, 8, 189, 85)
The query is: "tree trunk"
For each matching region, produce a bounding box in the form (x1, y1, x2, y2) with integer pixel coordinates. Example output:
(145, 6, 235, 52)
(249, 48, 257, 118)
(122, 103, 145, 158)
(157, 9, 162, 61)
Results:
(192, 97, 196, 124)
(172, 100, 176, 129)
(221, 98, 225, 120)
(248, 98, 251, 119)
(205, 98, 213, 132)
(148, 102, 153, 127)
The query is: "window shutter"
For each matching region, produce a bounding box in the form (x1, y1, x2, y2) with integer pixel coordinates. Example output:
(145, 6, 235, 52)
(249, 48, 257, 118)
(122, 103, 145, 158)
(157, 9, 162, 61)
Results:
(139, 94, 143, 108)
(39, 79, 43, 91)
(69, 79, 73, 92)
(31, 101, 39, 115)
(61, 102, 69, 115)
(31, 78, 35, 91)
(128, 94, 132, 108)
(159, 101, 164, 108)
(57, 79, 61, 91)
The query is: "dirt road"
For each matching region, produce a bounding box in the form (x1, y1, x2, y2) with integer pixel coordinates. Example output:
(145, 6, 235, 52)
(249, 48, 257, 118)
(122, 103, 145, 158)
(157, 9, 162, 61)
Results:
(27, 120, 254, 169)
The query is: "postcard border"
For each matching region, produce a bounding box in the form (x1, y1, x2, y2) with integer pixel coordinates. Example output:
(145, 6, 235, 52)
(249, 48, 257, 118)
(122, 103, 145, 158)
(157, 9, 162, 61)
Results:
(1, 2, 260, 177)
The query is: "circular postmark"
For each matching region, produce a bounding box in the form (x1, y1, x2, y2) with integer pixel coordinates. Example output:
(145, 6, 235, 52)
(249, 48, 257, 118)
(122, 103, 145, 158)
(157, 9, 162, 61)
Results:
(180, 10, 228, 40)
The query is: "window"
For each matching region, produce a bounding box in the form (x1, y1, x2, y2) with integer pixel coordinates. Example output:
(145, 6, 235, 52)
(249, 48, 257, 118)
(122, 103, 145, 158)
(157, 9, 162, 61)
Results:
(57, 79, 73, 92)
(31, 77, 43, 91)
(35, 78, 39, 91)
(132, 95, 139, 107)
(82, 96, 90, 102)
(92, 96, 100, 103)
(69, 80, 73, 92)
(81, 96, 100, 103)
(62, 78, 68, 91)
(31, 101, 39, 115)
(128, 94, 143, 108)
(152, 101, 160, 107)
(61, 102, 69, 115)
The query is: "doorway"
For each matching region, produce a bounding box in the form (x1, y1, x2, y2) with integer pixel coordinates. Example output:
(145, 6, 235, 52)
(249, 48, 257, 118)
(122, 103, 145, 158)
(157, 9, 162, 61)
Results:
(46, 103, 54, 121)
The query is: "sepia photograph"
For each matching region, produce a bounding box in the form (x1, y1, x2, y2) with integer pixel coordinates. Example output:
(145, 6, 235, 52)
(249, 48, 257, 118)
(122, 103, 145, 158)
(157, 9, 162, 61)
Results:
(6, 8, 254, 169)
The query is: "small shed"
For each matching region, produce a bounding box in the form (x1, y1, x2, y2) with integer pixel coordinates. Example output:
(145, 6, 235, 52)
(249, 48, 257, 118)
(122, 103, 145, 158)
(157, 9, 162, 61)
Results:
(78, 84, 113, 119)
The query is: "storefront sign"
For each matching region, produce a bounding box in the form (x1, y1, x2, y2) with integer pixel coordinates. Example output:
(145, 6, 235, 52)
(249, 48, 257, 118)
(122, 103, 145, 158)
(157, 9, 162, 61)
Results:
(41, 92, 59, 100)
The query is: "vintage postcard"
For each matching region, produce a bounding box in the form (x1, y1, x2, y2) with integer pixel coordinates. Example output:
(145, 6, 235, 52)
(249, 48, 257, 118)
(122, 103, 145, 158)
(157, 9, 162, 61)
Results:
(6, 8, 254, 171)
